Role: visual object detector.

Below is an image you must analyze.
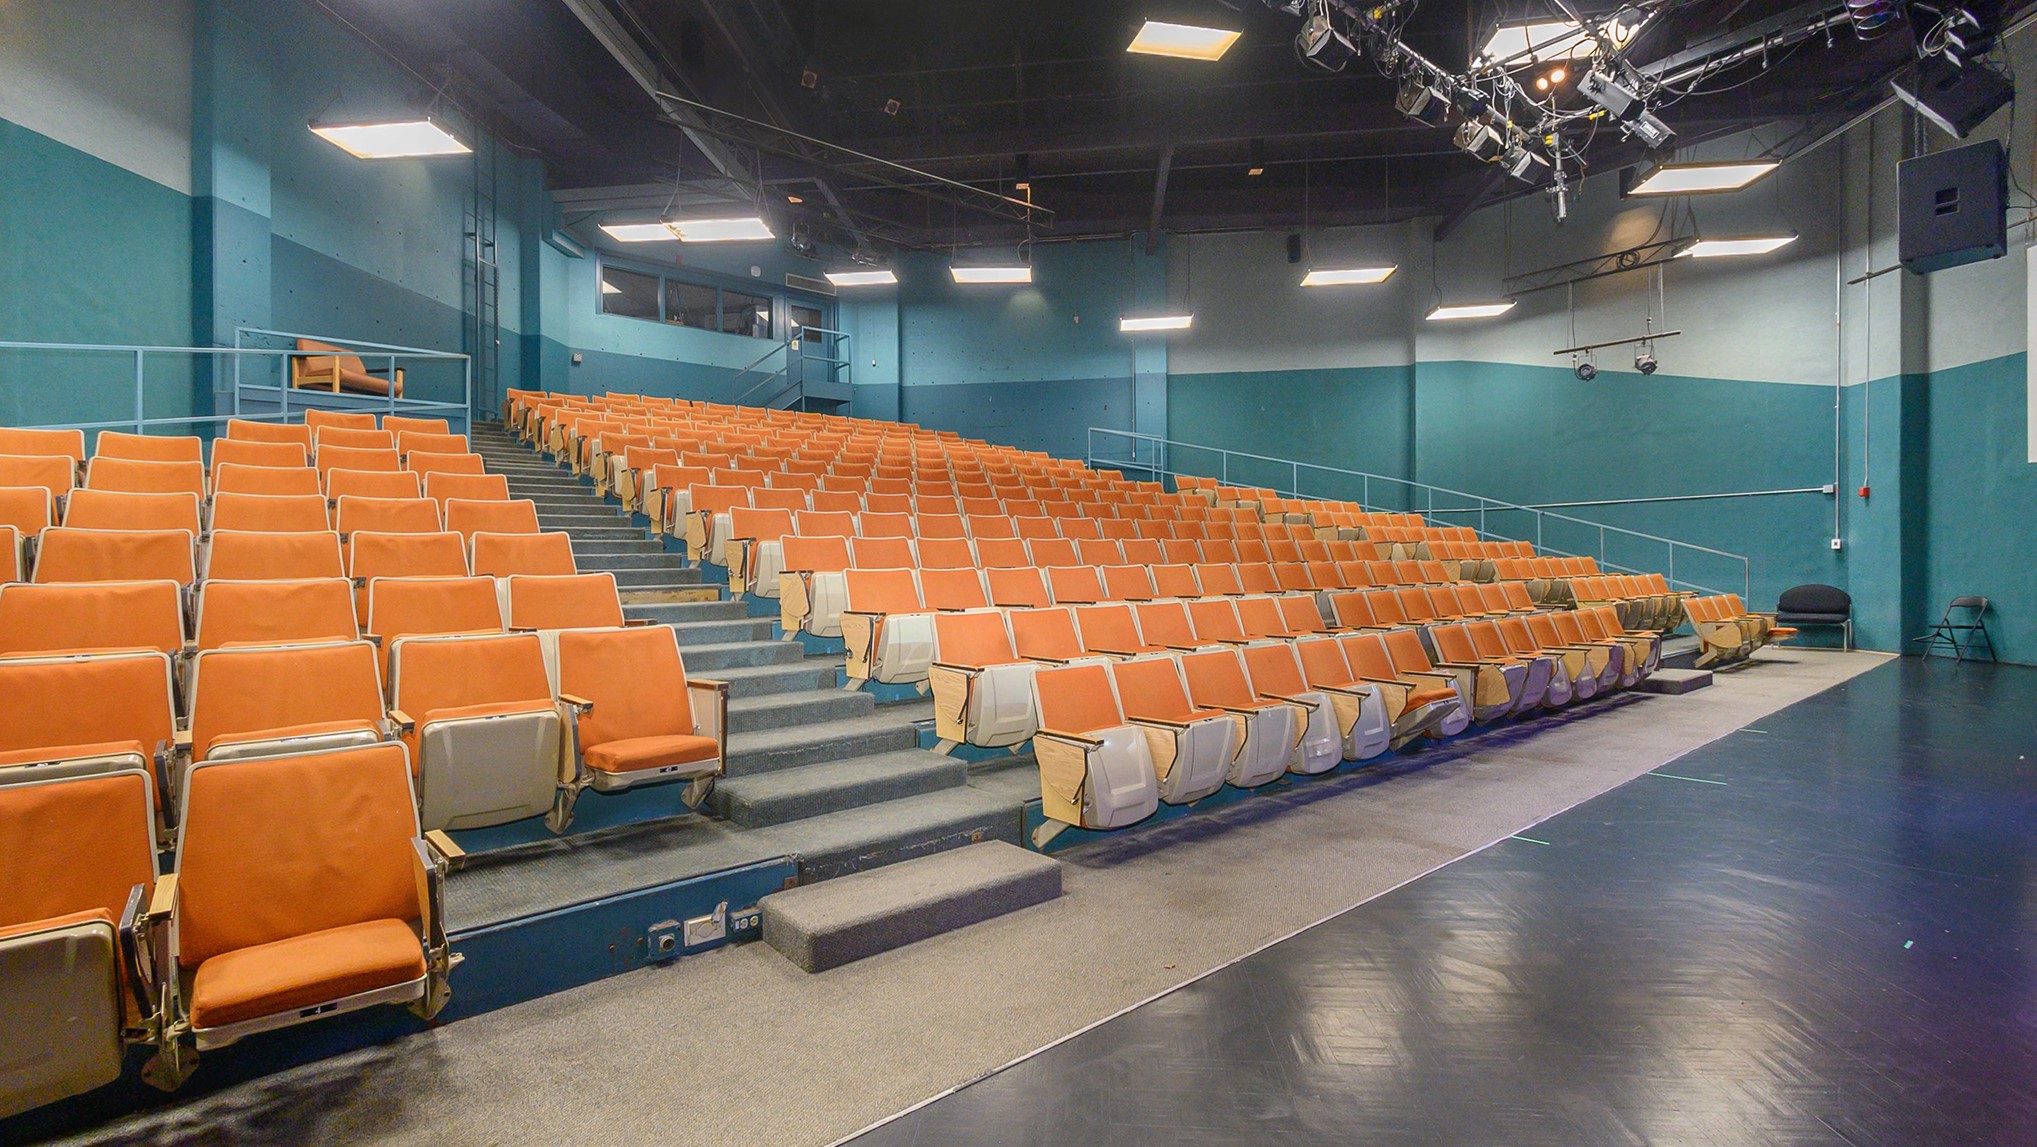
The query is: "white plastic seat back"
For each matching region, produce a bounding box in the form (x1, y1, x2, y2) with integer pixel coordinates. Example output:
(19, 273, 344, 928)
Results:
(747, 539, 785, 599)
(1289, 690, 1342, 775)
(804, 570, 849, 638)
(962, 660, 1039, 747)
(1149, 714, 1235, 805)
(871, 611, 935, 684)
(1229, 706, 1298, 788)
(1080, 725, 1160, 829)
(0, 917, 126, 1117)
(416, 708, 560, 831)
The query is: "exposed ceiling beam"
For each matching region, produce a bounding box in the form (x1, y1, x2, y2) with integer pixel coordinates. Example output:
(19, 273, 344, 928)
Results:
(1145, 145, 1175, 256)
(557, 0, 758, 186)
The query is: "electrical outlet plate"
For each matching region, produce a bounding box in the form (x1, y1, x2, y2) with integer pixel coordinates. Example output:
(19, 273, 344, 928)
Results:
(1830, 537, 1845, 551)
(728, 907, 762, 941)
(646, 919, 681, 962)
(683, 902, 728, 948)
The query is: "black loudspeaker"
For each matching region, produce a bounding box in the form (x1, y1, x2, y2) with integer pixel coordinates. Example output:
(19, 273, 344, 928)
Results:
(1286, 233, 1304, 264)
(1898, 140, 2007, 275)
(1891, 57, 2013, 139)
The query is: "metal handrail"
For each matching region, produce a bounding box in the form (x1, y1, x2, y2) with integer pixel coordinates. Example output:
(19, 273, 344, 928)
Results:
(1087, 426, 1751, 598)
(734, 326, 852, 409)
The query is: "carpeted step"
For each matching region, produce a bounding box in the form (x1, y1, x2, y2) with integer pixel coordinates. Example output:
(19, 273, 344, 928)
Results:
(578, 552, 694, 571)
(541, 522, 649, 541)
(715, 659, 838, 698)
(674, 639, 811, 674)
(723, 713, 921, 777)
(573, 539, 671, 557)
(600, 566, 703, 589)
(632, 600, 748, 624)
(648, 615, 778, 646)
(726, 688, 875, 734)
(759, 841, 1059, 971)
(1638, 667, 1712, 694)
(712, 750, 967, 828)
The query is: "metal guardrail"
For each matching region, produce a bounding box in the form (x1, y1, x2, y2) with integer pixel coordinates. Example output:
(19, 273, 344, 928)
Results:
(1087, 426, 1751, 599)
(0, 332, 470, 434)
(734, 326, 850, 410)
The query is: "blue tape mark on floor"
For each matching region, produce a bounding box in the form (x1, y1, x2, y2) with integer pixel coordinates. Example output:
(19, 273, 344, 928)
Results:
(1648, 771, 1730, 786)
(1510, 835, 1552, 846)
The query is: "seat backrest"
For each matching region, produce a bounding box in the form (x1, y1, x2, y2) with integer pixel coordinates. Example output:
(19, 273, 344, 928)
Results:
(782, 534, 852, 575)
(326, 467, 423, 501)
(189, 640, 385, 757)
(1192, 563, 1244, 596)
(1025, 538, 1079, 567)
(1241, 643, 1310, 697)
(1127, 601, 1194, 649)
(1380, 627, 1437, 673)
(912, 536, 975, 569)
(795, 510, 857, 538)
(1426, 623, 1478, 664)
(729, 506, 797, 544)
(961, 537, 1020, 569)
(1324, 591, 1373, 628)
(751, 488, 808, 513)
(314, 445, 401, 476)
(1233, 596, 1291, 638)
(1549, 610, 1591, 645)
(932, 608, 1016, 666)
(347, 531, 469, 583)
(1150, 564, 1202, 598)
(1045, 566, 1104, 605)
(383, 416, 451, 437)
(984, 566, 1051, 609)
(1524, 611, 1567, 651)
(1178, 648, 1255, 709)
(966, 515, 1016, 540)
(85, 457, 204, 498)
(918, 567, 990, 611)
(302, 409, 380, 433)
(175, 743, 421, 968)
(211, 491, 330, 533)
(395, 431, 468, 457)
(849, 536, 916, 569)
(0, 580, 184, 657)
(1074, 539, 1123, 566)
(1185, 598, 1247, 643)
(33, 527, 194, 585)
(0, 427, 85, 465)
(409, 452, 489, 479)
(1071, 603, 1147, 653)
(0, 770, 157, 934)
(1777, 583, 1851, 615)
(445, 498, 540, 540)
(1107, 656, 1200, 722)
(211, 462, 322, 498)
(500, 573, 625, 631)
(1099, 565, 1156, 602)
(1275, 595, 1330, 635)
(689, 485, 752, 516)
(1007, 606, 1084, 660)
(843, 567, 924, 614)
(224, 419, 314, 450)
(335, 496, 442, 536)
(62, 488, 201, 535)
(1295, 636, 1355, 689)
(1466, 621, 1513, 660)
(1496, 616, 1541, 656)
(366, 575, 504, 643)
(315, 426, 397, 452)
(0, 487, 51, 551)
(550, 626, 694, 747)
(195, 578, 359, 652)
(392, 632, 553, 733)
(0, 453, 77, 501)
(1032, 663, 1123, 734)
(1336, 632, 1399, 681)
(206, 529, 345, 582)
(94, 431, 202, 464)
(0, 651, 175, 782)
(470, 531, 577, 578)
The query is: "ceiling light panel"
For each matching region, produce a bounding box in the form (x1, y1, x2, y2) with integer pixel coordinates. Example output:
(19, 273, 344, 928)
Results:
(1127, 20, 1242, 61)
(600, 223, 678, 243)
(1301, 266, 1398, 286)
(1627, 161, 1779, 196)
(310, 119, 470, 159)
(1426, 302, 1517, 320)
(669, 216, 775, 242)
(1677, 236, 1798, 258)
(824, 269, 898, 286)
(951, 266, 1033, 284)
(1120, 315, 1194, 332)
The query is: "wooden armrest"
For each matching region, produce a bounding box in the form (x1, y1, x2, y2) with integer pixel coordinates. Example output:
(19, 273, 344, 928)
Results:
(559, 693, 595, 713)
(389, 708, 416, 732)
(929, 661, 986, 675)
(424, 829, 466, 868)
(1127, 716, 1194, 730)
(147, 873, 178, 921)
(1035, 728, 1104, 749)
(685, 679, 730, 694)
(172, 729, 192, 750)
(1259, 691, 1320, 709)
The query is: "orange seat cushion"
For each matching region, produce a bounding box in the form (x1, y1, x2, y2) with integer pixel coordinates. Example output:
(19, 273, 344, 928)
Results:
(202, 720, 381, 759)
(0, 739, 148, 770)
(583, 734, 720, 775)
(1404, 687, 1458, 711)
(190, 918, 425, 1030)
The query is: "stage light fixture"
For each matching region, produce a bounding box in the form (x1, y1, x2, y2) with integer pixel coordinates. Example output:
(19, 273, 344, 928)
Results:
(1635, 349, 1658, 374)
(1624, 160, 1779, 196)
(1295, 9, 1359, 72)
(1127, 20, 1241, 61)
(1395, 80, 1451, 126)
(1454, 120, 1508, 162)
(1120, 314, 1194, 332)
(1574, 356, 1598, 381)
(1427, 302, 1516, 320)
(1676, 235, 1798, 258)
(1300, 266, 1398, 286)
(1500, 142, 1551, 182)
(310, 117, 470, 159)
(1578, 70, 1675, 150)
(824, 268, 898, 286)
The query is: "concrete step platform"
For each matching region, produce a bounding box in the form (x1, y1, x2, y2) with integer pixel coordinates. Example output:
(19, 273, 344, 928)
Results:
(601, 566, 703, 588)
(647, 614, 778, 646)
(579, 552, 695, 571)
(713, 750, 967, 829)
(715, 659, 838, 698)
(540, 523, 649, 541)
(727, 688, 875, 734)
(619, 585, 721, 605)
(674, 639, 812, 674)
(573, 539, 672, 557)
(1638, 667, 1713, 694)
(723, 712, 921, 777)
(759, 841, 1060, 971)
(629, 599, 746, 623)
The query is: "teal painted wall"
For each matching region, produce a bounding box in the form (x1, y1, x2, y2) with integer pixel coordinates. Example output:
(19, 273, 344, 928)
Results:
(1924, 354, 2032, 664)
(1165, 365, 1415, 507)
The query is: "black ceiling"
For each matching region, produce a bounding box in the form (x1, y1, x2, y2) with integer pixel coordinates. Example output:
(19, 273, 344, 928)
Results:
(326, 0, 2024, 247)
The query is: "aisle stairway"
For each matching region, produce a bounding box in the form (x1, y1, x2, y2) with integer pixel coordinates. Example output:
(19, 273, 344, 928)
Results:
(451, 424, 1032, 931)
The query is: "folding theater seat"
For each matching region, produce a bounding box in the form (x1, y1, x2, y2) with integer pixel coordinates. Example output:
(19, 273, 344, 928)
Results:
(204, 530, 345, 582)
(1099, 565, 1158, 602)
(928, 609, 1040, 751)
(613, 448, 679, 515)
(1130, 600, 1218, 652)
(334, 496, 442, 537)
(779, 535, 853, 640)
(471, 531, 577, 579)
(1579, 605, 1659, 682)
(1008, 606, 1115, 666)
(388, 632, 562, 831)
(33, 528, 195, 588)
(1071, 603, 1167, 657)
(0, 650, 176, 789)
(1518, 611, 1606, 701)
(1043, 565, 1105, 606)
(984, 565, 1052, 609)
(498, 573, 626, 633)
(0, 580, 184, 662)
(314, 445, 402, 479)
(168, 741, 458, 1049)
(1685, 597, 1755, 667)
(364, 575, 504, 664)
(1192, 563, 1246, 597)
(211, 462, 321, 498)
(1548, 609, 1625, 694)
(192, 578, 359, 655)
(383, 416, 451, 438)
(94, 430, 202, 464)
(185, 641, 390, 764)
(223, 419, 314, 452)
(1334, 633, 1463, 747)
(315, 427, 397, 452)
(725, 507, 796, 597)
(840, 568, 935, 688)
(1285, 638, 1393, 761)
(0, 427, 86, 475)
(1027, 663, 1161, 843)
(546, 625, 728, 828)
(1184, 598, 1257, 646)
(1724, 593, 1795, 649)
(1102, 657, 1236, 804)
(919, 566, 991, 612)
(684, 486, 751, 563)
(394, 431, 468, 460)
(1237, 643, 1351, 772)
(1425, 622, 1544, 720)
(0, 768, 172, 1119)
(0, 456, 77, 522)
(326, 468, 423, 502)
(1233, 595, 1310, 641)
(445, 499, 540, 543)
(422, 472, 509, 510)
(83, 458, 205, 503)
(1175, 649, 1305, 786)
(644, 466, 710, 535)
(209, 492, 329, 534)
(1148, 564, 1202, 600)
(57, 489, 199, 539)
(1496, 616, 1573, 707)
(0, 484, 54, 579)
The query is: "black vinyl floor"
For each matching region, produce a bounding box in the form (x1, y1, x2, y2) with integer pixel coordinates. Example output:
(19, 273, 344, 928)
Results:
(850, 658, 2037, 1147)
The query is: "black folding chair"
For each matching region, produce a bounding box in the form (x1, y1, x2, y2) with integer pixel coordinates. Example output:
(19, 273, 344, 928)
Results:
(1912, 596, 1997, 662)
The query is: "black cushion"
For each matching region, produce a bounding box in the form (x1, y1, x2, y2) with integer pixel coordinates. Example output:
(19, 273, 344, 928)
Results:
(1777, 583, 1850, 616)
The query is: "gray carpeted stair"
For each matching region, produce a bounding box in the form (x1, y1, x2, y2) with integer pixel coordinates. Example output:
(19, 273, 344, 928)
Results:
(759, 841, 1062, 971)
(712, 750, 967, 828)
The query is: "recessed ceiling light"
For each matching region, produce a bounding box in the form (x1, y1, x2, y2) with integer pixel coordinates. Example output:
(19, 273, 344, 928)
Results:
(952, 266, 1033, 284)
(786, 194, 804, 204)
(1127, 20, 1241, 61)
(600, 223, 678, 243)
(1301, 266, 1398, 286)
(1626, 160, 1779, 196)
(309, 118, 470, 159)
(1676, 235, 1798, 258)
(1120, 314, 1194, 332)
(1426, 301, 1517, 320)
(669, 216, 775, 242)
(825, 269, 898, 286)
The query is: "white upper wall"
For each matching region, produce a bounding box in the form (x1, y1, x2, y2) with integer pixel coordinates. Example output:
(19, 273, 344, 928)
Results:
(0, 0, 194, 194)
(1168, 224, 1416, 375)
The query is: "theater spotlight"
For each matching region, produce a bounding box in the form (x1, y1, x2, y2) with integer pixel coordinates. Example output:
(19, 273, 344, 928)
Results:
(1578, 69, 1675, 150)
(1395, 79, 1452, 126)
(1295, 5, 1359, 72)
(1635, 348, 1658, 374)
(1574, 355, 1598, 381)
(1455, 120, 1508, 162)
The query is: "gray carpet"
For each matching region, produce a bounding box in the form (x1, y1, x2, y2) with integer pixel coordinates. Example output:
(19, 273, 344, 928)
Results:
(53, 649, 1887, 1147)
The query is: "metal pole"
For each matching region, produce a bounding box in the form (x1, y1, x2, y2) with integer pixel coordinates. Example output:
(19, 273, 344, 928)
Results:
(389, 355, 399, 415)
(1291, 460, 1299, 499)
(133, 350, 145, 432)
(1668, 547, 1676, 592)
(232, 351, 242, 417)
(281, 354, 291, 424)
(1362, 474, 1369, 510)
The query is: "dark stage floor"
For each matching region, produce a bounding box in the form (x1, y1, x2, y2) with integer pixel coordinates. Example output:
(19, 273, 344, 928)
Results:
(850, 657, 2037, 1147)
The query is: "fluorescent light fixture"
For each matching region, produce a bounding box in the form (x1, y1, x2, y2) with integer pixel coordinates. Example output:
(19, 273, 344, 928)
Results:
(600, 281, 622, 295)
(1676, 235, 1798, 259)
(310, 118, 470, 159)
(1426, 301, 1517, 320)
(824, 269, 898, 287)
(669, 216, 775, 242)
(600, 223, 678, 243)
(1301, 265, 1398, 287)
(1120, 314, 1194, 332)
(1475, 18, 1631, 68)
(1627, 160, 1779, 196)
(1127, 20, 1241, 61)
(951, 265, 1033, 284)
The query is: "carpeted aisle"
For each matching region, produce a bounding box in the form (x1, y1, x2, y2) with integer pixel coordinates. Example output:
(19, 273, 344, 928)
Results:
(52, 649, 1887, 1147)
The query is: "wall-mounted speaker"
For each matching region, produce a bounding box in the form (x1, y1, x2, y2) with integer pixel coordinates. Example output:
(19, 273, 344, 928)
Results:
(1898, 139, 2007, 275)
(1286, 233, 1304, 264)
